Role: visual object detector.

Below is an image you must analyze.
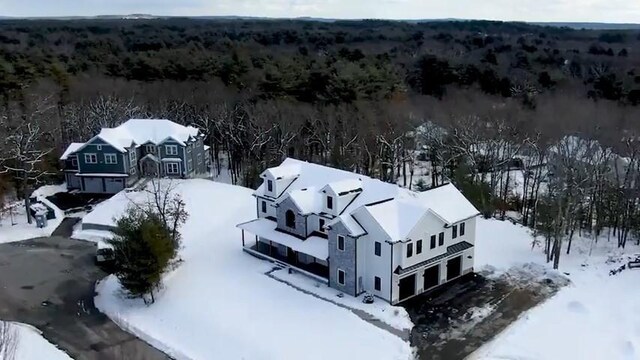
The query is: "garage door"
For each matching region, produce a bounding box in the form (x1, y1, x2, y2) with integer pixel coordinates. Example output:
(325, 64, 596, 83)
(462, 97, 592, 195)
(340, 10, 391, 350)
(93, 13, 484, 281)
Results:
(105, 178, 125, 194)
(423, 264, 439, 290)
(446, 256, 462, 281)
(83, 177, 103, 193)
(399, 274, 416, 301)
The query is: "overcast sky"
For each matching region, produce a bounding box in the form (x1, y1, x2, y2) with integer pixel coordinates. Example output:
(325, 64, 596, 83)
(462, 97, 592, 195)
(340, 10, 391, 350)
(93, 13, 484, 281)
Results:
(0, 0, 639, 23)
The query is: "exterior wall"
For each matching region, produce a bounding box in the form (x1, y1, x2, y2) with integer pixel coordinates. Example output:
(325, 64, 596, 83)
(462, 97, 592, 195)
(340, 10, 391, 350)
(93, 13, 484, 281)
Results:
(306, 213, 329, 235)
(65, 172, 81, 189)
(402, 212, 448, 269)
(125, 145, 140, 186)
(158, 140, 186, 177)
(192, 137, 206, 174)
(275, 196, 307, 238)
(352, 209, 393, 301)
(76, 138, 127, 175)
(328, 220, 357, 296)
(257, 196, 277, 219)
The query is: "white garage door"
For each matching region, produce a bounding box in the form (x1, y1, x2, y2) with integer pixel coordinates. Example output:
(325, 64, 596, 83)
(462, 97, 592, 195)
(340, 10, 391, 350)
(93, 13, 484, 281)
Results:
(105, 178, 125, 194)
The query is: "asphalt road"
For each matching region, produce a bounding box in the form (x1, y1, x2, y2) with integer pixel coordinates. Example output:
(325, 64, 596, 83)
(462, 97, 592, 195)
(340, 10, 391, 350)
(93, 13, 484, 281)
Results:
(0, 234, 171, 360)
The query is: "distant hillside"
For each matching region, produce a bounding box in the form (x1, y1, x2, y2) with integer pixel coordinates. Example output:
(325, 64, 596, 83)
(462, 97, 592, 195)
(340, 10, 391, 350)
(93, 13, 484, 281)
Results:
(532, 22, 640, 30)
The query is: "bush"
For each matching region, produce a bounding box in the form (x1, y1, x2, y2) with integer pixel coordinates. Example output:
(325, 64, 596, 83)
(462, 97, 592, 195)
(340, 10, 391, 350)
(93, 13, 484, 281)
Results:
(108, 207, 178, 304)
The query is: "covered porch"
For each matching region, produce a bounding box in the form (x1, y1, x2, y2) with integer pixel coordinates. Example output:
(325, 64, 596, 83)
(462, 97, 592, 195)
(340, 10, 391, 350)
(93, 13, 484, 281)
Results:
(237, 218, 329, 280)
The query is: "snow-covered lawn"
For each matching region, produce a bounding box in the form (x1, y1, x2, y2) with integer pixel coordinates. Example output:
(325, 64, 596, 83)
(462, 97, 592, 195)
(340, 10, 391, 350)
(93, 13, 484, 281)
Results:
(471, 218, 640, 360)
(1, 321, 71, 360)
(87, 180, 411, 360)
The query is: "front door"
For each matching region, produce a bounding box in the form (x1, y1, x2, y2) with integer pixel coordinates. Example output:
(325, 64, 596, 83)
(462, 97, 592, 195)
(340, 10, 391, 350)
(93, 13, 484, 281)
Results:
(446, 256, 462, 281)
(399, 274, 416, 301)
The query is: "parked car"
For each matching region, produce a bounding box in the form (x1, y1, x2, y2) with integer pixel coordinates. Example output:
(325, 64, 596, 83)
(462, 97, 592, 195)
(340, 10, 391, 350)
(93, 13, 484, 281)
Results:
(96, 247, 115, 265)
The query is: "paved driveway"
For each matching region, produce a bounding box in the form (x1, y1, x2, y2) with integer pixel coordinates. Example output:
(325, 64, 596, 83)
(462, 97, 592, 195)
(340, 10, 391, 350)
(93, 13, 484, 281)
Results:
(0, 235, 170, 360)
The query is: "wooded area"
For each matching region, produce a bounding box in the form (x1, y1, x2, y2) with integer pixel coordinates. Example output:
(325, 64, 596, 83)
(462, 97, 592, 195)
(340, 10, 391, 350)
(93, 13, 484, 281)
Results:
(0, 18, 639, 267)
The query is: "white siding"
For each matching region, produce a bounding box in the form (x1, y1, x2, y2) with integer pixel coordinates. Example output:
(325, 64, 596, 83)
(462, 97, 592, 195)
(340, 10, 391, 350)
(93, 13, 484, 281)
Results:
(402, 211, 448, 269)
(257, 197, 276, 218)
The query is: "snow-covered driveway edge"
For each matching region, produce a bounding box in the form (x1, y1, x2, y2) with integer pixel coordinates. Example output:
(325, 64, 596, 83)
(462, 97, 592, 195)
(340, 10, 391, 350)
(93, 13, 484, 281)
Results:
(94, 277, 188, 360)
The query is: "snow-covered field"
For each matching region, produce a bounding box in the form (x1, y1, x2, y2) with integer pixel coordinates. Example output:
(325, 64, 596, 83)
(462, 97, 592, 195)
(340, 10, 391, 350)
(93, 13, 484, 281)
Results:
(86, 180, 411, 360)
(0, 321, 71, 360)
(472, 218, 640, 360)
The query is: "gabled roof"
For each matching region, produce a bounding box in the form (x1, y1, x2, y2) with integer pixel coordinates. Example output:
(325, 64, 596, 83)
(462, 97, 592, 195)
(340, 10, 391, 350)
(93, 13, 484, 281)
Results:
(60, 142, 84, 160)
(77, 119, 200, 153)
(417, 183, 480, 225)
(322, 179, 363, 195)
(262, 163, 301, 180)
(256, 159, 480, 242)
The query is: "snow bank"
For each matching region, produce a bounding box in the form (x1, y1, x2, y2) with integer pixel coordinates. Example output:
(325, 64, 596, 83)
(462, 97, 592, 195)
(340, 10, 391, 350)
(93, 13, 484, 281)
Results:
(94, 179, 412, 360)
(31, 183, 67, 198)
(1, 321, 72, 360)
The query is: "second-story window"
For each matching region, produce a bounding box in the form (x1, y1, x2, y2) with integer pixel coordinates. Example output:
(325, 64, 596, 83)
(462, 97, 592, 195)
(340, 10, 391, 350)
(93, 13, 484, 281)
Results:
(261, 201, 267, 213)
(452, 224, 458, 239)
(374, 241, 381, 256)
(267, 180, 273, 192)
(166, 145, 178, 156)
(146, 145, 156, 154)
(71, 158, 78, 167)
(104, 153, 117, 164)
(430, 235, 436, 249)
(460, 222, 466, 236)
(327, 196, 333, 210)
(337, 235, 345, 251)
(129, 151, 136, 166)
(439, 232, 445, 246)
(406, 243, 413, 258)
(84, 153, 97, 164)
(416, 240, 423, 254)
(285, 210, 296, 229)
(319, 218, 325, 232)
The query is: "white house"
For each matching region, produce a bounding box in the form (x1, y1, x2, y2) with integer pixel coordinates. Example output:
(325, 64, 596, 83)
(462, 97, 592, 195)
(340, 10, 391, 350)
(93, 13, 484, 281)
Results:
(237, 158, 480, 304)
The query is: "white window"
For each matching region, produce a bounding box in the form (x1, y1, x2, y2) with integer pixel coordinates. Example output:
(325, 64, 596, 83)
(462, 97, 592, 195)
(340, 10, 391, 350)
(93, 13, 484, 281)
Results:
(84, 153, 97, 164)
(71, 158, 78, 167)
(166, 145, 178, 156)
(96, 145, 102, 151)
(146, 145, 156, 154)
(166, 163, 180, 175)
(337, 235, 345, 251)
(104, 153, 117, 164)
(188, 159, 193, 171)
(337, 269, 346, 285)
(129, 151, 136, 166)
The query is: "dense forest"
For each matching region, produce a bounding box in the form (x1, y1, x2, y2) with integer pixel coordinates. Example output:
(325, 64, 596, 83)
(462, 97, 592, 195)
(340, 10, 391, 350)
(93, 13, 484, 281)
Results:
(1, 18, 640, 267)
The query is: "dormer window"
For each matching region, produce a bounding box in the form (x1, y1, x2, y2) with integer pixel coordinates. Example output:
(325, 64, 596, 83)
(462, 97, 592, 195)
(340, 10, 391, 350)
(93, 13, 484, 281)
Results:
(327, 196, 333, 210)
(267, 180, 273, 192)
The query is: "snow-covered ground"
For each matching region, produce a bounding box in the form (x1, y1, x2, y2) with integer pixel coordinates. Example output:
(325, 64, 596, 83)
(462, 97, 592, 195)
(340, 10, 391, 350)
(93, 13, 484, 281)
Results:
(0, 321, 71, 360)
(471, 218, 640, 360)
(84, 180, 411, 360)
(271, 268, 413, 332)
(0, 192, 65, 244)
(30, 183, 67, 198)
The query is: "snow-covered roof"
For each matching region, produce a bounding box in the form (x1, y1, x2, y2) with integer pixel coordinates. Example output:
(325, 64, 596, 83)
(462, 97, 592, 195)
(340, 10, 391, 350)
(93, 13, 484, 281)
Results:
(263, 163, 301, 180)
(256, 158, 480, 242)
(60, 142, 84, 160)
(417, 183, 480, 224)
(323, 179, 363, 195)
(82, 119, 200, 152)
(284, 187, 322, 215)
(362, 199, 428, 241)
(238, 218, 328, 260)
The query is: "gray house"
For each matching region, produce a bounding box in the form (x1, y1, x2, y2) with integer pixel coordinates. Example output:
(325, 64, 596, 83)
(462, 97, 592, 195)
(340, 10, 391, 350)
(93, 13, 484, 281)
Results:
(61, 119, 210, 194)
(238, 158, 480, 304)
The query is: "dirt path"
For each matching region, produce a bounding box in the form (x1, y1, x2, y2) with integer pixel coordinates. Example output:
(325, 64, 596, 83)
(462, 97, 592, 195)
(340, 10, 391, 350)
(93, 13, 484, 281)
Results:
(0, 237, 171, 360)
(403, 270, 567, 360)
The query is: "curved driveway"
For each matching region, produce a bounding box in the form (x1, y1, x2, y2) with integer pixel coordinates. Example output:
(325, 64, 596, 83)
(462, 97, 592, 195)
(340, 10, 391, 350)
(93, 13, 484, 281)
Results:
(0, 219, 170, 360)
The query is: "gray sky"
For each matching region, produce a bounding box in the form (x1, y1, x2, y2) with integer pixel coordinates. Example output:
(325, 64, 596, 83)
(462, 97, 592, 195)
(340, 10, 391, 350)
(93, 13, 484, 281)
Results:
(1, 0, 639, 23)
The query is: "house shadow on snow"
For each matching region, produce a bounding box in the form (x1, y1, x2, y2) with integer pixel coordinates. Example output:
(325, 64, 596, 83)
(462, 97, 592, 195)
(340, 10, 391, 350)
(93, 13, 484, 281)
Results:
(401, 269, 566, 360)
